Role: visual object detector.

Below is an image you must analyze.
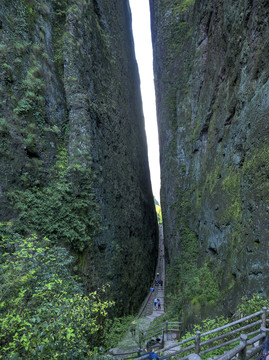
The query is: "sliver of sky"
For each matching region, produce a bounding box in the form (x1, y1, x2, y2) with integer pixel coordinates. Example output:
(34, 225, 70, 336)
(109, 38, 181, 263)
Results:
(129, 0, 161, 204)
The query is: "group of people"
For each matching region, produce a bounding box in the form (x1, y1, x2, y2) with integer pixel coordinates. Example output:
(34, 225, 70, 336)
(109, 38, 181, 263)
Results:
(149, 273, 162, 311)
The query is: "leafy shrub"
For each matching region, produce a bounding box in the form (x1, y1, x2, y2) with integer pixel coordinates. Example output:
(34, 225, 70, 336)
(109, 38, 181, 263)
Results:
(235, 294, 269, 317)
(181, 316, 239, 359)
(0, 223, 113, 359)
(101, 316, 135, 350)
(13, 63, 45, 116)
(178, 295, 269, 360)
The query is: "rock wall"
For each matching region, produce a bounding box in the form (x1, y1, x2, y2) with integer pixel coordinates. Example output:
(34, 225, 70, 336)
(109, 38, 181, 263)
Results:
(150, 0, 269, 320)
(0, 0, 158, 315)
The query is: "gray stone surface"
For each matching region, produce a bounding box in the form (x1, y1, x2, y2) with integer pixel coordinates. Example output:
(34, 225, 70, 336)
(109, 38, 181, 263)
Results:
(0, 0, 158, 316)
(150, 0, 269, 322)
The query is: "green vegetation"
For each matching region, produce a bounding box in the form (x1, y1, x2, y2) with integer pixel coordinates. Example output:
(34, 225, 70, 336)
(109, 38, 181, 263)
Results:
(13, 61, 44, 117)
(190, 263, 220, 305)
(9, 148, 100, 252)
(221, 169, 242, 223)
(242, 144, 269, 200)
(101, 316, 135, 350)
(205, 165, 221, 195)
(0, 118, 9, 134)
(181, 316, 234, 359)
(161, 0, 195, 61)
(160, 0, 195, 13)
(14, 41, 30, 56)
(0, 43, 7, 55)
(1, 62, 13, 83)
(178, 294, 269, 359)
(173, 0, 195, 13)
(0, 223, 113, 359)
(236, 294, 269, 317)
(166, 229, 221, 317)
(155, 205, 163, 224)
(51, 0, 69, 75)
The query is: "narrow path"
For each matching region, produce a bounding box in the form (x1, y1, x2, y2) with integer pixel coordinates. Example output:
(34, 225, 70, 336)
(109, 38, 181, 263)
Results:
(111, 225, 170, 353)
(141, 225, 165, 320)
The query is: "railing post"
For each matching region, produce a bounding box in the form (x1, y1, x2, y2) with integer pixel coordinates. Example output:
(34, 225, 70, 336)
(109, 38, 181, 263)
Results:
(238, 334, 248, 360)
(195, 331, 201, 355)
(260, 307, 267, 346)
(261, 307, 267, 328)
(260, 326, 267, 346)
(162, 327, 165, 348)
(166, 320, 168, 340)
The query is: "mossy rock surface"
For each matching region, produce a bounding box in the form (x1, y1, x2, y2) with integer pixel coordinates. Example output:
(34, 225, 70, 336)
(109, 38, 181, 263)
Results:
(0, 0, 158, 316)
(150, 0, 269, 321)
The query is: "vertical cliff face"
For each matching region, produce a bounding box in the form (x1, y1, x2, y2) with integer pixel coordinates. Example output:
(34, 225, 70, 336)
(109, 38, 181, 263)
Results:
(150, 0, 269, 320)
(0, 0, 158, 315)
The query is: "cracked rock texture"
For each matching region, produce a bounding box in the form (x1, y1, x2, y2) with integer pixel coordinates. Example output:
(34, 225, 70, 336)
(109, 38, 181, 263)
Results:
(150, 0, 269, 319)
(0, 0, 158, 316)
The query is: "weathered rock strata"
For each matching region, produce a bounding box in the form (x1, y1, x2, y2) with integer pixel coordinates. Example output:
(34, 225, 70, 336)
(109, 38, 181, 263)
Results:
(150, 0, 269, 321)
(0, 0, 158, 315)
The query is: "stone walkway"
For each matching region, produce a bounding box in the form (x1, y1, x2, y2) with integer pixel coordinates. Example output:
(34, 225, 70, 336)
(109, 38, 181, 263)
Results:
(139, 225, 165, 319)
(110, 225, 181, 354)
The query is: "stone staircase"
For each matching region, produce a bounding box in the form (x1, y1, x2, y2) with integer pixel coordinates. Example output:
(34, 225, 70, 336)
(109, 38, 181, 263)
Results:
(146, 285, 164, 320)
(138, 225, 165, 319)
(109, 225, 183, 358)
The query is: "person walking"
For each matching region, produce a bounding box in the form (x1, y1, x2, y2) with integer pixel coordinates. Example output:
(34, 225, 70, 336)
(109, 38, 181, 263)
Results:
(259, 335, 269, 360)
(154, 298, 158, 310)
(147, 348, 159, 359)
(149, 286, 155, 300)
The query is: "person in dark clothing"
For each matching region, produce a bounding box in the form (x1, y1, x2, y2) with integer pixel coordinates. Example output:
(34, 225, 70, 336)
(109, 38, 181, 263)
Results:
(258, 336, 269, 360)
(262, 335, 269, 353)
(147, 349, 159, 359)
(149, 286, 155, 300)
(154, 298, 158, 310)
